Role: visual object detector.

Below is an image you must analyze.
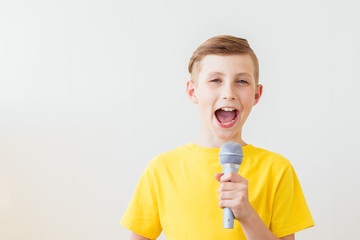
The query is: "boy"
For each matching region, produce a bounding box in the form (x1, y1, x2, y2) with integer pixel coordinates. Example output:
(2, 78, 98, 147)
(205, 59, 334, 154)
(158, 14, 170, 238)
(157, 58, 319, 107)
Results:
(121, 35, 314, 240)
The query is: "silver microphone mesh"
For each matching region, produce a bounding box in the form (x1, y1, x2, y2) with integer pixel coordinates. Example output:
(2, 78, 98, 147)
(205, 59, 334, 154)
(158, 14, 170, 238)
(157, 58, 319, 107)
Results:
(219, 142, 243, 165)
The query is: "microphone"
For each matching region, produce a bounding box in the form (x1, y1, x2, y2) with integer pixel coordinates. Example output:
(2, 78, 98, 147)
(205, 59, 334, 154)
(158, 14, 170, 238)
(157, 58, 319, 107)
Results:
(219, 142, 243, 229)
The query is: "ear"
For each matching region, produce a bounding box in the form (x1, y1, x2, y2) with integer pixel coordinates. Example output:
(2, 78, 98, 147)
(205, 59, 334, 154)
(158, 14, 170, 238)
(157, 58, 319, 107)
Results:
(253, 84, 263, 106)
(186, 80, 198, 104)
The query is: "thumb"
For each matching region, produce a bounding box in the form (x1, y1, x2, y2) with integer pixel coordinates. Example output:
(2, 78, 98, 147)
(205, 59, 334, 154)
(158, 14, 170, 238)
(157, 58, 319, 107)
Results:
(214, 173, 224, 182)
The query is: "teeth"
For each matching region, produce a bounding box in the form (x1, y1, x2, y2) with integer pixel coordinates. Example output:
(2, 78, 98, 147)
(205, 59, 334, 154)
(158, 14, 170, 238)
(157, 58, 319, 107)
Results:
(221, 107, 235, 111)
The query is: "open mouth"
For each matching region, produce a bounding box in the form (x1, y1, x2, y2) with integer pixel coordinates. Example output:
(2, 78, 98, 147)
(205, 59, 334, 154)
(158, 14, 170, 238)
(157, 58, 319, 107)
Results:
(214, 107, 239, 128)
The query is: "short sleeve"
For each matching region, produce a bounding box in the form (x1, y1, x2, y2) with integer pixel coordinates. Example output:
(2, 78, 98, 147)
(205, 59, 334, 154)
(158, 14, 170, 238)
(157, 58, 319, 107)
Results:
(269, 161, 315, 238)
(120, 162, 162, 239)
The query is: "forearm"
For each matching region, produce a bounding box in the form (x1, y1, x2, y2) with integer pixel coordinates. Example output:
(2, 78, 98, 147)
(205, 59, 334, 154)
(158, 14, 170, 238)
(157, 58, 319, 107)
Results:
(239, 207, 281, 240)
(130, 232, 151, 240)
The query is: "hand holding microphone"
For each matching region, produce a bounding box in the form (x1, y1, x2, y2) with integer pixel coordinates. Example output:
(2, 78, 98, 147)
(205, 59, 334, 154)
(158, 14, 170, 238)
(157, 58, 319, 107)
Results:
(215, 142, 253, 229)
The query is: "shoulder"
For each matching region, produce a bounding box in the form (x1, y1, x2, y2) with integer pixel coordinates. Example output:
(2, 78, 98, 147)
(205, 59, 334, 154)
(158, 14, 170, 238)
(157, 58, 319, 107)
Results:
(248, 145, 292, 171)
(246, 145, 298, 191)
(148, 144, 190, 169)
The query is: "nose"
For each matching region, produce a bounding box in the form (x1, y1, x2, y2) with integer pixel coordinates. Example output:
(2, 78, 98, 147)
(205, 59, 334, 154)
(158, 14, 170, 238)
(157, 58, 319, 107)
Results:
(221, 83, 236, 100)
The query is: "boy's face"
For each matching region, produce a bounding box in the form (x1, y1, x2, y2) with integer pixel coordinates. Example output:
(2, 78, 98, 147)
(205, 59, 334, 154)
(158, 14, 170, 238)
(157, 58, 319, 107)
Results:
(187, 54, 262, 143)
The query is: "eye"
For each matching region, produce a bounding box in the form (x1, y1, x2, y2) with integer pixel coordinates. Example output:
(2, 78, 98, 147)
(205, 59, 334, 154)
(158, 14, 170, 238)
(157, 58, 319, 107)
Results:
(210, 79, 221, 83)
(237, 79, 248, 84)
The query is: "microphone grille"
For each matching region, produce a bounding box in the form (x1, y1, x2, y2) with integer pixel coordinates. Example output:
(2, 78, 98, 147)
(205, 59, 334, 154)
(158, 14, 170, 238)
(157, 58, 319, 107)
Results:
(219, 142, 243, 165)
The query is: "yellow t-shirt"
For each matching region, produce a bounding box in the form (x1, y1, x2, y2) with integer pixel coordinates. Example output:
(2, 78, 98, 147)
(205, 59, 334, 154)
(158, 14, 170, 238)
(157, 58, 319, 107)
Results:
(121, 143, 314, 239)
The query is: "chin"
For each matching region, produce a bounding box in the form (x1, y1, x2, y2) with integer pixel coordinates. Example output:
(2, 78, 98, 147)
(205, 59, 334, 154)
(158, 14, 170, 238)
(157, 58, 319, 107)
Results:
(204, 119, 243, 142)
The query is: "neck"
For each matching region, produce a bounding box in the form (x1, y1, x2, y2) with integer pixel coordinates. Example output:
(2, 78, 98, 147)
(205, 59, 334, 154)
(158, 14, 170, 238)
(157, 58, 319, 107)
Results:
(193, 134, 247, 148)
(194, 121, 248, 148)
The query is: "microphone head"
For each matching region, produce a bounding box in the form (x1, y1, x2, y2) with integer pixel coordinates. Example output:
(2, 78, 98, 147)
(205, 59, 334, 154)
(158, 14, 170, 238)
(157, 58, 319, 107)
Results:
(219, 142, 243, 165)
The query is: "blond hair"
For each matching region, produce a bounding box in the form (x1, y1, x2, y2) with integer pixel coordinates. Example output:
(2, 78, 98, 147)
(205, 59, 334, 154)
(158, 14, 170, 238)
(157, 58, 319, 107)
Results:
(188, 35, 259, 85)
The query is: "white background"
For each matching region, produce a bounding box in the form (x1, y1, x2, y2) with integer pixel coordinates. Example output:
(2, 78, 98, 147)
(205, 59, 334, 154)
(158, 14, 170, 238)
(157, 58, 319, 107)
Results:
(1, 0, 359, 239)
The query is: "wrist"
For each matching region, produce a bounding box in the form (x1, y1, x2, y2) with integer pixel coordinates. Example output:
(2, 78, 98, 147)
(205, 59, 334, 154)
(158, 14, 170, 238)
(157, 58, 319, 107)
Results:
(237, 206, 279, 240)
(237, 205, 258, 226)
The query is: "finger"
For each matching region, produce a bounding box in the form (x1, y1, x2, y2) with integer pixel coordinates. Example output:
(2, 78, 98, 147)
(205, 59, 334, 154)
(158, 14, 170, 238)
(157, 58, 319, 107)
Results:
(220, 172, 247, 183)
(218, 199, 238, 209)
(218, 182, 242, 192)
(219, 190, 240, 200)
(218, 182, 249, 194)
(214, 173, 224, 182)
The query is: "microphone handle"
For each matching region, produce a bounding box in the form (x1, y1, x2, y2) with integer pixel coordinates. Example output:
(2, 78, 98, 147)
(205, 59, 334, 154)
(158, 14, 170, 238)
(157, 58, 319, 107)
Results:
(222, 166, 239, 229)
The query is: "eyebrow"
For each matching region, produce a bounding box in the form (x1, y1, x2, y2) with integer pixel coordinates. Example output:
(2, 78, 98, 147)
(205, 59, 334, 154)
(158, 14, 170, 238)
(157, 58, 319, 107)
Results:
(206, 71, 253, 78)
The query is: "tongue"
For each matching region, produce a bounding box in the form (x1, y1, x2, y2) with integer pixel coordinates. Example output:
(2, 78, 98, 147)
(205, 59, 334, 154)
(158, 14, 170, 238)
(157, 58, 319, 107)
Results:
(215, 110, 236, 123)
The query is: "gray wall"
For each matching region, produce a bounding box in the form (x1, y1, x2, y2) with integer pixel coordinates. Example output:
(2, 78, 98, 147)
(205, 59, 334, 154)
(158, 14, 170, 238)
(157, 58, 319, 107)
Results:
(0, 0, 359, 239)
